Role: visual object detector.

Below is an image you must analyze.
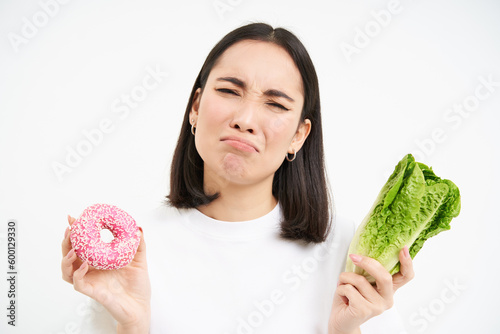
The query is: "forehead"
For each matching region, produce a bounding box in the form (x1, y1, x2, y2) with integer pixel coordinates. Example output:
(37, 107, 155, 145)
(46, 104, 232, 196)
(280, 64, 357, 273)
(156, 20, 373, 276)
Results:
(209, 40, 304, 95)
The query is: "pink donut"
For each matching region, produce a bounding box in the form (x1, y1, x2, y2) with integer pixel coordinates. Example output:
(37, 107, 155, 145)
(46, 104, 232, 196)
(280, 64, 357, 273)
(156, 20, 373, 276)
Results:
(70, 203, 141, 270)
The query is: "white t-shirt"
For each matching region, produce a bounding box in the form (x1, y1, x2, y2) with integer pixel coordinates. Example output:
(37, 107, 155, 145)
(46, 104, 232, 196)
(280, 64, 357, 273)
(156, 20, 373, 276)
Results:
(78, 203, 406, 333)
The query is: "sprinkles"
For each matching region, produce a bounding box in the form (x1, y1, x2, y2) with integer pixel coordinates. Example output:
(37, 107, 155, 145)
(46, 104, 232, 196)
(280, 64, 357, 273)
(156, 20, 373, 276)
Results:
(70, 203, 141, 270)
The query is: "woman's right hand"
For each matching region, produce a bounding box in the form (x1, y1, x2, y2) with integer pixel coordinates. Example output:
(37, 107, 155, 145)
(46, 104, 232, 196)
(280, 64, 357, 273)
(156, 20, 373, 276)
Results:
(61, 215, 151, 333)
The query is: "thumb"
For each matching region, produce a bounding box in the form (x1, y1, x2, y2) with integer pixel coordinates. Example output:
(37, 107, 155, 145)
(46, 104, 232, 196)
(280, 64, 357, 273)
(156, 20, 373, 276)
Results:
(133, 227, 147, 263)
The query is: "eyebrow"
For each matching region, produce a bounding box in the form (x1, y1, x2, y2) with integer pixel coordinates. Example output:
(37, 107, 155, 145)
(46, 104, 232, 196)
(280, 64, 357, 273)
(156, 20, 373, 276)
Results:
(216, 77, 295, 102)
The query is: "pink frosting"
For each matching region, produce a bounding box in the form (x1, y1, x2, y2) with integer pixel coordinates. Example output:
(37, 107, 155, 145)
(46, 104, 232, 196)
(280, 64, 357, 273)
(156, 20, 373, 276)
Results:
(70, 203, 141, 270)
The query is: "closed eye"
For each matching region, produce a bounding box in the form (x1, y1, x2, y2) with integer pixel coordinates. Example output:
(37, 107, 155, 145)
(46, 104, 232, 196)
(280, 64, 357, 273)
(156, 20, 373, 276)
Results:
(267, 102, 289, 111)
(216, 88, 239, 96)
(216, 88, 289, 110)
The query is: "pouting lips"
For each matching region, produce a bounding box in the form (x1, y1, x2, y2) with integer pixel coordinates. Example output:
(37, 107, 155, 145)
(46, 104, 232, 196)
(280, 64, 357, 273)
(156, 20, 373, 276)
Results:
(221, 136, 259, 152)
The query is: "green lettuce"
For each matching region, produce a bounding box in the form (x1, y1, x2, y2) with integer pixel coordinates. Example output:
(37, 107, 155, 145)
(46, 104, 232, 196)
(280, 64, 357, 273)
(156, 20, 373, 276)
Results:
(345, 154, 461, 283)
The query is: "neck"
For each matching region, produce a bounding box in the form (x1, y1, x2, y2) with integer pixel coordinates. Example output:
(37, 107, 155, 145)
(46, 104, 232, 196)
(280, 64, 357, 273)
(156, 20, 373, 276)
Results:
(198, 173, 277, 222)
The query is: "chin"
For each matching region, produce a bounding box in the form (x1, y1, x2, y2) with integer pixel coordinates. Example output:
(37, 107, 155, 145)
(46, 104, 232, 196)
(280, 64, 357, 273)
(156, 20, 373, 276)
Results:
(221, 153, 247, 178)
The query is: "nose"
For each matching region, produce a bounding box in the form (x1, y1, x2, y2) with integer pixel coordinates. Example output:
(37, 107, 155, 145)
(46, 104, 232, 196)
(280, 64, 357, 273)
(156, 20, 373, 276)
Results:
(230, 101, 257, 134)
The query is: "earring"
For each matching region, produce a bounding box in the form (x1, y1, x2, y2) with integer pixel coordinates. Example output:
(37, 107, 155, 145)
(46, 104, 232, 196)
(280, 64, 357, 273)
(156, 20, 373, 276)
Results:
(191, 119, 196, 135)
(286, 149, 296, 162)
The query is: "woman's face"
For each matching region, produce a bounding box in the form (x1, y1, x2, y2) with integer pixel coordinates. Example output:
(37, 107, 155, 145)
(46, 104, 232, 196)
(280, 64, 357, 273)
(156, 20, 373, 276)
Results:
(190, 39, 311, 191)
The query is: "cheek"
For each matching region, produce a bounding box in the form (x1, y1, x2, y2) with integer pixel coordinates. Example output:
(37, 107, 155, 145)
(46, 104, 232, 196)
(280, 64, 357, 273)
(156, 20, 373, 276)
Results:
(198, 94, 230, 128)
(263, 115, 298, 151)
(265, 117, 288, 139)
(194, 94, 229, 160)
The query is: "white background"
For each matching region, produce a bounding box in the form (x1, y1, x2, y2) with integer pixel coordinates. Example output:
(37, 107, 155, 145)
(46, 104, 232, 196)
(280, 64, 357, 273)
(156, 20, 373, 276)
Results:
(1, 0, 499, 333)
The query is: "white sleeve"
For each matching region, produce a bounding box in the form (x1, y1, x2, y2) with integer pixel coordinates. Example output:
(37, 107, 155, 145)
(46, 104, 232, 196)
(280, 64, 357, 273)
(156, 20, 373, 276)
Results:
(359, 306, 408, 334)
(78, 297, 118, 334)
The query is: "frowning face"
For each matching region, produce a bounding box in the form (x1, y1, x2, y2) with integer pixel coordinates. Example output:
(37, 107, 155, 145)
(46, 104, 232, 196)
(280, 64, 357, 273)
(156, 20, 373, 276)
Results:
(190, 39, 311, 192)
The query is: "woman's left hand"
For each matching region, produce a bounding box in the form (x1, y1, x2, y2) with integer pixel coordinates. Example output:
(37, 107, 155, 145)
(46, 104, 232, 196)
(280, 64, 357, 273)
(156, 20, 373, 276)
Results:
(328, 246, 415, 334)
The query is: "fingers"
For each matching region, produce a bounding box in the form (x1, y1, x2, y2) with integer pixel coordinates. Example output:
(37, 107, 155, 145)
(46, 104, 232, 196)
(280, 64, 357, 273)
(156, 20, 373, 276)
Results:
(61, 215, 76, 256)
(61, 228, 72, 257)
(68, 214, 76, 225)
(136, 227, 146, 253)
(61, 248, 78, 283)
(61, 214, 79, 284)
(73, 260, 89, 280)
(338, 272, 380, 304)
(132, 227, 147, 266)
(336, 283, 365, 306)
(335, 282, 388, 320)
(392, 246, 415, 291)
(348, 254, 394, 302)
(72, 260, 97, 299)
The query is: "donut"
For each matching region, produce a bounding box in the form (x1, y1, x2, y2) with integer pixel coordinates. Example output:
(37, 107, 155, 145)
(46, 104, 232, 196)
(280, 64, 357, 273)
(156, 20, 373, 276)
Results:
(70, 203, 141, 270)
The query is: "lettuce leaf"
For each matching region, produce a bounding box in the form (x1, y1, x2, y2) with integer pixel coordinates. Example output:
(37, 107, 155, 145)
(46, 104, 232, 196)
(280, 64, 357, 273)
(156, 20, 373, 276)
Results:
(345, 154, 461, 283)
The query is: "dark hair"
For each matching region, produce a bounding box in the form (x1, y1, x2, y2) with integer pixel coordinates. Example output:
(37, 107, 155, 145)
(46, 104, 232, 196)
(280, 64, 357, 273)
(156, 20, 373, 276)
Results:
(166, 22, 332, 244)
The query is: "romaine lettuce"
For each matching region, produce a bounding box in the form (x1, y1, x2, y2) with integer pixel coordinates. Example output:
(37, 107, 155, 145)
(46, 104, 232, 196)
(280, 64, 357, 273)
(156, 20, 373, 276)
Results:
(345, 154, 461, 283)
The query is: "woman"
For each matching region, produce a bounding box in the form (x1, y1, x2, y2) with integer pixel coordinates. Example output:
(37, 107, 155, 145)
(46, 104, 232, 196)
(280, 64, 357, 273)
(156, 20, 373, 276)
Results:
(61, 22, 414, 334)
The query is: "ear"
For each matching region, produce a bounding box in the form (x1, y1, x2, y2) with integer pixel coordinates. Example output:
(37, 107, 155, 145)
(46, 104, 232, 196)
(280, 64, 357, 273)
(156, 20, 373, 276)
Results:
(288, 119, 312, 154)
(189, 88, 202, 122)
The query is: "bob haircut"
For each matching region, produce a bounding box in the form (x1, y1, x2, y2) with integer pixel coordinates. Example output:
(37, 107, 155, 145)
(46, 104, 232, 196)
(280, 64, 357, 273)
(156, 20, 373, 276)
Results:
(166, 22, 332, 244)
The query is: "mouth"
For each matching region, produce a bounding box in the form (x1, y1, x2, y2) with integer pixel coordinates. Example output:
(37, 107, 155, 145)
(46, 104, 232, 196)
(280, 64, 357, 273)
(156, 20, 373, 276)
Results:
(221, 136, 259, 153)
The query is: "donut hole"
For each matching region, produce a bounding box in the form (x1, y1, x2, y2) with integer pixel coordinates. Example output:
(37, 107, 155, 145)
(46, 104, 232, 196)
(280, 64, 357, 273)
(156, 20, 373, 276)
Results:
(100, 228, 115, 243)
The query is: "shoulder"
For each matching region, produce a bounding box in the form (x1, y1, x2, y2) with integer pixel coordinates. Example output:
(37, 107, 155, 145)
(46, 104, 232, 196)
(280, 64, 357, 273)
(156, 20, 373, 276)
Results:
(135, 204, 195, 245)
(139, 204, 191, 228)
